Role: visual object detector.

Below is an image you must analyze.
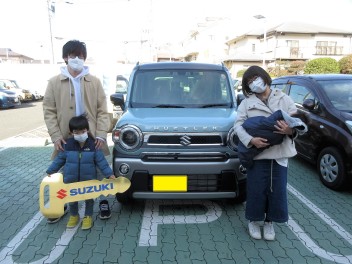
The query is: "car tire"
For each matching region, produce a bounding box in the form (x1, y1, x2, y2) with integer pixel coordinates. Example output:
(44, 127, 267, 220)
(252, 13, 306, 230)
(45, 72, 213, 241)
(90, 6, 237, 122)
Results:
(115, 188, 132, 204)
(317, 147, 346, 191)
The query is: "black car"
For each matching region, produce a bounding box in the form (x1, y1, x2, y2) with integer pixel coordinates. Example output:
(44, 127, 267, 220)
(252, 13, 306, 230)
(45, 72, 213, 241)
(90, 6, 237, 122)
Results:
(271, 74, 352, 190)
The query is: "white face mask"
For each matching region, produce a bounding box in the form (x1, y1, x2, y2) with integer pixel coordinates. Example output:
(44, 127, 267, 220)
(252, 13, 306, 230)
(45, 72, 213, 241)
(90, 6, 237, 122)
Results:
(68, 57, 84, 72)
(74, 132, 88, 143)
(249, 77, 267, 94)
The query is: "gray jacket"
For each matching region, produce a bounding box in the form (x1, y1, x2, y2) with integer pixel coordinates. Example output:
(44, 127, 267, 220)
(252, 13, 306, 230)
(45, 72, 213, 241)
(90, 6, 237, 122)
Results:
(234, 88, 299, 160)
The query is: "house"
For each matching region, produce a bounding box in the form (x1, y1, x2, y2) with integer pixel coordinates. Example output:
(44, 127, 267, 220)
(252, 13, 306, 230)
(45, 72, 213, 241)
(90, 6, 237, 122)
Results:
(223, 21, 352, 77)
(0, 48, 34, 64)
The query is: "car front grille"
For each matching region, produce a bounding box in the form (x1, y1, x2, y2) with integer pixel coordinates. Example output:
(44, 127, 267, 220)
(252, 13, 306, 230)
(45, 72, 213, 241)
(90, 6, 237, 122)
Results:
(148, 174, 232, 192)
(147, 134, 223, 146)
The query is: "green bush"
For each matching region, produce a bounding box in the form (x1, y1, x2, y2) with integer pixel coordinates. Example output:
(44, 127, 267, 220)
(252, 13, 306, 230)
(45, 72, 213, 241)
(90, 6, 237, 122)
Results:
(304, 58, 340, 74)
(338, 54, 352, 73)
(236, 69, 246, 78)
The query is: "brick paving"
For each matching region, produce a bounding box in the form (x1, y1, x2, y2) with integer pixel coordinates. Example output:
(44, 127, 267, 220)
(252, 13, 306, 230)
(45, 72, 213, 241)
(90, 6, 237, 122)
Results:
(0, 128, 352, 264)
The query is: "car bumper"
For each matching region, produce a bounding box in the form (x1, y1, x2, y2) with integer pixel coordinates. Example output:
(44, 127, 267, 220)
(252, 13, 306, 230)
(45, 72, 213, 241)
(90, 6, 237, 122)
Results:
(112, 154, 246, 199)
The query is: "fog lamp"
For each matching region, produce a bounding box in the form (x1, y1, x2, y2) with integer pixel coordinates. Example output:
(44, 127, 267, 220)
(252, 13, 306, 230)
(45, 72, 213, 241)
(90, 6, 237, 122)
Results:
(119, 163, 130, 175)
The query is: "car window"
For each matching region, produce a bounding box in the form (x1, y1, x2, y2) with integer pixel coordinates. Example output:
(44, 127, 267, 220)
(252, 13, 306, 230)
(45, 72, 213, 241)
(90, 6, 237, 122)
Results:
(288, 84, 315, 105)
(318, 80, 352, 112)
(130, 70, 232, 108)
(271, 83, 290, 94)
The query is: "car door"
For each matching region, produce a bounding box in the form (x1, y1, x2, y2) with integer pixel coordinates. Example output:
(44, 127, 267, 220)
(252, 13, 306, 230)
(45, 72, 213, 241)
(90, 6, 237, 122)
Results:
(285, 79, 324, 162)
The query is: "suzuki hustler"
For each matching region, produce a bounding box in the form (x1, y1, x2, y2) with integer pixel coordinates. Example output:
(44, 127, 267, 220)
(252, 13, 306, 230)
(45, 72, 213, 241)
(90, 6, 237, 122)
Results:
(110, 62, 246, 203)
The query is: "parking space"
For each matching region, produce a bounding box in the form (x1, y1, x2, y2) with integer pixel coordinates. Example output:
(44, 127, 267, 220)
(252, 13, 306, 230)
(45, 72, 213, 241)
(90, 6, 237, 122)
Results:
(0, 129, 352, 264)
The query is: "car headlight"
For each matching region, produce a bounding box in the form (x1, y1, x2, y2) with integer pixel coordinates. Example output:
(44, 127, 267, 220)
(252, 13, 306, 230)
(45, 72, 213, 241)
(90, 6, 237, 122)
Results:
(227, 127, 239, 150)
(346, 121, 352, 134)
(112, 125, 143, 150)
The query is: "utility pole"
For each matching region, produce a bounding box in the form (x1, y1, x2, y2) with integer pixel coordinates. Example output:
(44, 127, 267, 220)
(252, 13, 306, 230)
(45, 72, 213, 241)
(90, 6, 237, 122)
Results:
(47, 0, 55, 64)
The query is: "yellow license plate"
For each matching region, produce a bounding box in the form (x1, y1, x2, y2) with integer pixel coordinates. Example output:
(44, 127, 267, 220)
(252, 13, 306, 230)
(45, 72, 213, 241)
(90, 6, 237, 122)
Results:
(153, 175, 187, 192)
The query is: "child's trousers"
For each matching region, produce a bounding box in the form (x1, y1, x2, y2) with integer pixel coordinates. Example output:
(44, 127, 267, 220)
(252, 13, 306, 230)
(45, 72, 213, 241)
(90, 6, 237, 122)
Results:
(69, 199, 94, 216)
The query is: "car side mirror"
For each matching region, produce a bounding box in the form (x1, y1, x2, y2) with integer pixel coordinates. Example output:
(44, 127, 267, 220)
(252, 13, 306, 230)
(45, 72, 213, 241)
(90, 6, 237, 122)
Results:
(302, 99, 315, 111)
(110, 93, 125, 111)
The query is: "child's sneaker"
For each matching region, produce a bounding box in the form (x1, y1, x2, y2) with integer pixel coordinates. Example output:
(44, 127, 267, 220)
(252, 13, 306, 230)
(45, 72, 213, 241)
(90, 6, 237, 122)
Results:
(99, 200, 111, 219)
(47, 204, 68, 224)
(82, 216, 93, 230)
(66, 215, 79, 228)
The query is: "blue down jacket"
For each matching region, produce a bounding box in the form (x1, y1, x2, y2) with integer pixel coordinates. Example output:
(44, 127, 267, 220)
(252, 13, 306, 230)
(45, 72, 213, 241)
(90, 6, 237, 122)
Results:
(46, 137, 113, 183)
(237, 110, 307, 168)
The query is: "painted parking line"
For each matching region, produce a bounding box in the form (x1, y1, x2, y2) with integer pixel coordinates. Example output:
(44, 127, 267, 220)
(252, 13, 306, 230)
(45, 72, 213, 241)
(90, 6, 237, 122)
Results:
(287, 184, 352, 264)
(0, 204, 85, 264)
(1, 184, 352, 262)
(139, 200, 222, 246)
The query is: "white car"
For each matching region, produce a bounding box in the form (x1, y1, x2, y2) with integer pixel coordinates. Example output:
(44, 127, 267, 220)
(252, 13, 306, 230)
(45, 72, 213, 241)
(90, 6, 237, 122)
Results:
(0, 79, 30, 102)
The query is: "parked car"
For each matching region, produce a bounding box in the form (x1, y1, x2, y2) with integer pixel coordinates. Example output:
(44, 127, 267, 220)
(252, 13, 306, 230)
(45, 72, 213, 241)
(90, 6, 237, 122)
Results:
(10, 79, 44, 101)
(233, 77, 244, 106)
(112, 74, 129, 124)
(0, 79, 31, 102)
(271, 74, 352, 190)
(0, 85, 21, 109)
(110, 62, 246, 203)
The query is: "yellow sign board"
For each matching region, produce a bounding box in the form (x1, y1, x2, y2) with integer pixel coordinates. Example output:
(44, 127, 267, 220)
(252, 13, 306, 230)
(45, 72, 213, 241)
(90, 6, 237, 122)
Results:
(153, 175, 187, 192)
(39, 173, 131, 218)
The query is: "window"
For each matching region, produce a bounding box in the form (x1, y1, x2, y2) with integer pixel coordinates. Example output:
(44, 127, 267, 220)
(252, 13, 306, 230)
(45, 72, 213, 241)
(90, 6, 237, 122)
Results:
(316, 41, 341, 55)
(286, 40, 299, 47)
(289, 85, 315, 105)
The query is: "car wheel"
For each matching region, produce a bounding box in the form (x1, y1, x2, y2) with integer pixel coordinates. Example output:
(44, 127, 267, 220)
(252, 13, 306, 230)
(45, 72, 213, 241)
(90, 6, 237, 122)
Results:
(115, 188, 132, 204)
(317, 147, 346, 191)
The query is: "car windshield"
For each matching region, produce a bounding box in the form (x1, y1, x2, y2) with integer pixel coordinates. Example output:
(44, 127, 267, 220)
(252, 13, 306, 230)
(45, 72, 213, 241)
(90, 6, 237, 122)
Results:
(130, 69, 233, 108)
(319, 79, 352, 112)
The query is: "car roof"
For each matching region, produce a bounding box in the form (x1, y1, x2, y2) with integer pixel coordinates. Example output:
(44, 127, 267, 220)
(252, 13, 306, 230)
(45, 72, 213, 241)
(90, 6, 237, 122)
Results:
(134, 62, 227, 71)
(273, 74, 352, 82)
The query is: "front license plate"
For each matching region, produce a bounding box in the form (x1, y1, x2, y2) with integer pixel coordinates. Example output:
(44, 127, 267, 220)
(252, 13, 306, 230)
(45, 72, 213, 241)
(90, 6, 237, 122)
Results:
(153, 175, 187, 192)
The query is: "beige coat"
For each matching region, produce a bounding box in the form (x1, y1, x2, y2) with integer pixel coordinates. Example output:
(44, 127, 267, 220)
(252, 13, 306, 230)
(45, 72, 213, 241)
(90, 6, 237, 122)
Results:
(43, 72, 110, 158)
(234, 88, 298, 160)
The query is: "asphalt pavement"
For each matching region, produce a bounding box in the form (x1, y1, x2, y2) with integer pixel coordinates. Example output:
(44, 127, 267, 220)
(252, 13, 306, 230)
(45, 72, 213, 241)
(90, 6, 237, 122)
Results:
(0, 126, 352, 264)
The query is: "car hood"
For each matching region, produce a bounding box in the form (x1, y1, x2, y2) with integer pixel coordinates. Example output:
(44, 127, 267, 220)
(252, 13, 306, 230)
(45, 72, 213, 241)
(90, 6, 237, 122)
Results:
(116, 108, 237, 133)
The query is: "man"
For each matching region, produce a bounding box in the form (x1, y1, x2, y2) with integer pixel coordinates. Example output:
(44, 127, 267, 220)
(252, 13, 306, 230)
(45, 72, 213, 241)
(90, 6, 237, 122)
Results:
(43, 40, 112, 223)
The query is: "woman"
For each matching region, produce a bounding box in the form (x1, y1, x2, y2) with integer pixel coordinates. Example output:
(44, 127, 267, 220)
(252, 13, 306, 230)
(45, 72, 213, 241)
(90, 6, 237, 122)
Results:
(234, 66, 300, 240)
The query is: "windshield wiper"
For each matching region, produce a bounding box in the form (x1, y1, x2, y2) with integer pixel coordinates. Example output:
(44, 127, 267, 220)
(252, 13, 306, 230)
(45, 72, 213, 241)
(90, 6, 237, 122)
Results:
(200, 104, 229, 108)
(153, 104, 185, 108)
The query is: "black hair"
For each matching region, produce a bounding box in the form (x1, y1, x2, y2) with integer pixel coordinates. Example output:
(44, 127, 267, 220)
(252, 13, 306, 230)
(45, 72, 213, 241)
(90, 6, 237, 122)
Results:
(241, 66, 272, 97)
(69, 114, 89, 132)
(62, 40, 87, 63)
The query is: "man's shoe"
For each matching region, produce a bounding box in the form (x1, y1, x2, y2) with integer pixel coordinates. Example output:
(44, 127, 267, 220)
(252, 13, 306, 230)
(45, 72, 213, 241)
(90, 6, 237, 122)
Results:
(66, 215, 79, 228)
(99, 200, 111, 219)
(248, 221, 262, 239)
(82, 216, 93, 230)
(47, 204, 68, 224)
(263, 221, 275, 241)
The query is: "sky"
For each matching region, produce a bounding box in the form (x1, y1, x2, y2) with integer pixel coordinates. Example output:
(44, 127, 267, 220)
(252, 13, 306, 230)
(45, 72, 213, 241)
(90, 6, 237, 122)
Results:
(1, 0, 352, 62)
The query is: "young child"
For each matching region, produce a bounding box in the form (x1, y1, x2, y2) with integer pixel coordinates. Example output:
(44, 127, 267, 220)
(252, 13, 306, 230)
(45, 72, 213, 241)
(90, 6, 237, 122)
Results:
(46, 114, 115, 230)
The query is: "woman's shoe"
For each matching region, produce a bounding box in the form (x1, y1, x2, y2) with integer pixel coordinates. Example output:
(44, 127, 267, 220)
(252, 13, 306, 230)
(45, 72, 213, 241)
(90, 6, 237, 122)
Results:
(263, 221, 275, 240)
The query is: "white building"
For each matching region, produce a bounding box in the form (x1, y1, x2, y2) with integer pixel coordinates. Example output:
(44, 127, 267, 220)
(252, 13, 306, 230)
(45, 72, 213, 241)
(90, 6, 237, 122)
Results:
(223, 21, 352, 77)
